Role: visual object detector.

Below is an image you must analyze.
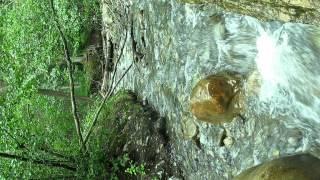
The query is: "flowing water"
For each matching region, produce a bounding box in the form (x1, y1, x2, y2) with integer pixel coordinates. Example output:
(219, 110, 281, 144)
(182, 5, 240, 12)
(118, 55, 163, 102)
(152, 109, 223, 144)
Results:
(105, 0, 320, 179)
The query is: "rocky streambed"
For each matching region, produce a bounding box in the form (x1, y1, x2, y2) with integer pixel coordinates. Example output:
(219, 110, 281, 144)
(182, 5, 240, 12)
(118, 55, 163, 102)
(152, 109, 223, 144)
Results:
(102, 0, 320, 179)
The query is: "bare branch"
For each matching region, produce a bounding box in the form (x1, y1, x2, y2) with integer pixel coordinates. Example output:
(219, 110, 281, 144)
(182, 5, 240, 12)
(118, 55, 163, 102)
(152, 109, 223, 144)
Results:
(106, 28, 128, 96)
(49, 0, 84, 148)
(81, 3, 131, 149)
(83, 62, 133, 148)
(38, 88, 93, 103)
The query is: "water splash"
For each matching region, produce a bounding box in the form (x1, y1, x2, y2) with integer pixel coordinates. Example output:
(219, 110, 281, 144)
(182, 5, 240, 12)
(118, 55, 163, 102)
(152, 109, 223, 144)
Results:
(255, 25, 320, 130)
(256, 31, 284, 100)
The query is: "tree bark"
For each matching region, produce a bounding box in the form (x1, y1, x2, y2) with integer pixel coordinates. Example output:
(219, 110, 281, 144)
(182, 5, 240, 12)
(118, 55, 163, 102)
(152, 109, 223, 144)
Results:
(0, 152, 76, 171)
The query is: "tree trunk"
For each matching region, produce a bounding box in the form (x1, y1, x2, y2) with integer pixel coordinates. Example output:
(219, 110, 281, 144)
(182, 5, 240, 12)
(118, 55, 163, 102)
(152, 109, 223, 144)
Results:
(30, 175, 76, 180)
(180, 0, 320, 25)
(38, 88, 93, 103)
(0, 152, 76, 171)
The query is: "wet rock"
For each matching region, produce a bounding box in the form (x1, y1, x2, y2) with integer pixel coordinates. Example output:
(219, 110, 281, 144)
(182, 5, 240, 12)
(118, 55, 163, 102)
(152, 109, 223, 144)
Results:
(245, 70, 262, 96)
(234, 154, 320, 180)
(181, 116, 198, 139)
(218, 128, 234, 148)
(223, 136, 234, 148)
(190, 74, 241, 124)
(179, 0, 320, 26)
(106, 91, 182, 178)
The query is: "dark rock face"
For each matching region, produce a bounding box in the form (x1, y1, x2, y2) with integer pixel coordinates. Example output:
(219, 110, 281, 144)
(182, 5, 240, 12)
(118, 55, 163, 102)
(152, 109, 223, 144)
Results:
(111, 91, 182, 179)
(234, 154, 320, 180)
(190, 74, 241, 124)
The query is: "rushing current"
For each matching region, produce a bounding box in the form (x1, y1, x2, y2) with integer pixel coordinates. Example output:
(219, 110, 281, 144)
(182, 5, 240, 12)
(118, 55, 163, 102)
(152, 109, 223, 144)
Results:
(105, 0, 320, 179)
(256, 26, 320, 131)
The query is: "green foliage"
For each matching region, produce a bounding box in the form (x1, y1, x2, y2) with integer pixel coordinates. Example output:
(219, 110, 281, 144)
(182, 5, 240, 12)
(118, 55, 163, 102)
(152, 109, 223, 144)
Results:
(0, 0, 100, 178)
(78, 91, 149, 179)
(125, 160, 146, 176)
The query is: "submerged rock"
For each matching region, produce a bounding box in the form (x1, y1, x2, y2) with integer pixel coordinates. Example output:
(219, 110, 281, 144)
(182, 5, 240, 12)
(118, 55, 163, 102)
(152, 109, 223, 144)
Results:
(234, 154, 320, 180)
(190, 74, 241, 124)
(246, 70, 262, 97)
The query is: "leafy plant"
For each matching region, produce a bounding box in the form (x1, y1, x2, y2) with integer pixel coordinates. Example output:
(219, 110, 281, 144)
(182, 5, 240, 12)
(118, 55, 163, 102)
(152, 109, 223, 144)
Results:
(0, 0, 101, 178)
(125, 160, 146, 176)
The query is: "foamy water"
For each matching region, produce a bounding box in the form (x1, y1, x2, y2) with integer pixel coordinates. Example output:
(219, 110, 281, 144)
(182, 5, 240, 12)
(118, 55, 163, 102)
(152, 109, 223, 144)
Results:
(255, 25, 320, 132)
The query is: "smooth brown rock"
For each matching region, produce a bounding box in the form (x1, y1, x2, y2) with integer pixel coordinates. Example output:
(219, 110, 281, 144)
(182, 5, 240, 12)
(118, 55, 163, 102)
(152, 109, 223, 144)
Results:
(234, 154, 320, 180)
(190, 74, 240, 124)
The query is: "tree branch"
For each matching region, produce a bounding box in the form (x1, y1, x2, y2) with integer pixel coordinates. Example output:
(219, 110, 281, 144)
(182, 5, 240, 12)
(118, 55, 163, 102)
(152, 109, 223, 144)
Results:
(82, 11, 130, 148)
(49, 0, 84, 148)
(0, 152, 76, 171)
(38, 88, 93, 103)
(39, 146, 76, 163)
(30, 175, 75, 180)
(82, 62, 133, 148)
(1, 127, 75, 163)
(107, 25, 128, 96)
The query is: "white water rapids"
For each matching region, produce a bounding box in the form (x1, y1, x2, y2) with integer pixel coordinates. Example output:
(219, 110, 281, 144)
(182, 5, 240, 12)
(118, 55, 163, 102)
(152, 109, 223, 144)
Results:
(256, 25, 320, 134)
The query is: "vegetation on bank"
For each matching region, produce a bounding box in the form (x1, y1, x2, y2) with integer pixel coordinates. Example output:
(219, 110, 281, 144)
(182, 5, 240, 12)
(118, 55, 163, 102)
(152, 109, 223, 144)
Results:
(0, 0, 146, 179)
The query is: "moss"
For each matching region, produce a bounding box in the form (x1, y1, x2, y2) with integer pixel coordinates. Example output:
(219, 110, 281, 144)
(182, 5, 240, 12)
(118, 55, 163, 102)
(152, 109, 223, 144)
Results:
(83, 54, 102, 95)
(87, 90, 147, 152)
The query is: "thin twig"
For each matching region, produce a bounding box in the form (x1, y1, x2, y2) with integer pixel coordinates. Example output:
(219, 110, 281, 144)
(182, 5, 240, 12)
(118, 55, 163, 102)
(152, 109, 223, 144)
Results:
(101, 29, 109, 92)
(49, 0, 84, 148)
(107, 28, 128, 95)
(82, 62, 133, 148)
(108, 62, 133, 97)
(82, 0, 130, 149)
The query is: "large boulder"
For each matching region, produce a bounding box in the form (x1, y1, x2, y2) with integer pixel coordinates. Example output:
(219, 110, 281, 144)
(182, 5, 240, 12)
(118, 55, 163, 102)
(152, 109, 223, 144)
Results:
(178, 0, 320, 26)
(234, 154, 320, 180)
(190, 74, 241, 124)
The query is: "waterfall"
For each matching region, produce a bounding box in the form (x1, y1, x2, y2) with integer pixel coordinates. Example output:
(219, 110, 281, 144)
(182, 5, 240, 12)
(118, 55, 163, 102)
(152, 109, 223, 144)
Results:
(255, 25, 320, 133)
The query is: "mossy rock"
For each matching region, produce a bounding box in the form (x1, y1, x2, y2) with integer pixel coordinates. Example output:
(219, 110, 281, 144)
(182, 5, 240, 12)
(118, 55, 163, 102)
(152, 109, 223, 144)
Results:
(92, 90, 181, 179)
(234, 154, 320, 180)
